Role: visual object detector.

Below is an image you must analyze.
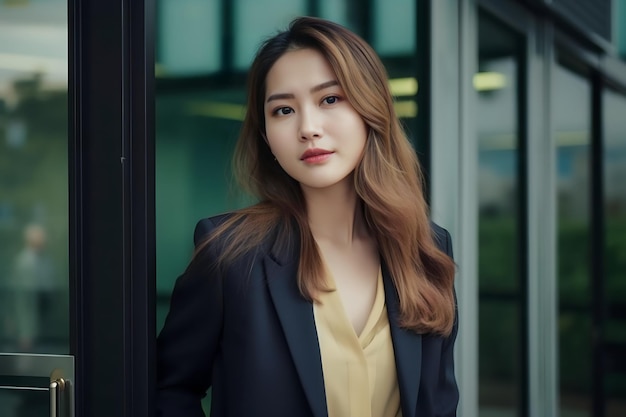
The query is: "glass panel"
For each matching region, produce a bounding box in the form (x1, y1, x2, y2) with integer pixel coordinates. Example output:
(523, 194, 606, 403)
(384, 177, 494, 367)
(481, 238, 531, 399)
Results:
(0, 386, 49, 416)
(0, 0, 69, 354)
(0, 373, 72, 417)
(371, 1, 419, 143)
(319, 0, 348, 28)
(0, 352, 74, 416)
(157, 0, 222, 76)
(554, 62, 591, 417)
(233, 0, 307, 70)
(476, 11, 524, 417)
(372, 0, 415, 55)
(603, 88, 626, 417)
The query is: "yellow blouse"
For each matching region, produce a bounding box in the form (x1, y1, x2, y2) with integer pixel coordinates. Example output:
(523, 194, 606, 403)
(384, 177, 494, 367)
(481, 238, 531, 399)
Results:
(313, 268, 402, 417)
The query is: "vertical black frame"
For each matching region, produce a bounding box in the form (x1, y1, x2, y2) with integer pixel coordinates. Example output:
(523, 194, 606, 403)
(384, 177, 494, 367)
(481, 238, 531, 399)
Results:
(416, 0, 431, 201)
(69, 0, 155, 416)
(516, 30, 530, 417)
(590, 70, 606, 417)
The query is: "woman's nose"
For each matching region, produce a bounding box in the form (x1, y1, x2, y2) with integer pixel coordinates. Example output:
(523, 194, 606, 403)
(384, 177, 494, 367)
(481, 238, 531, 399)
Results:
(299, 108, 323, 141)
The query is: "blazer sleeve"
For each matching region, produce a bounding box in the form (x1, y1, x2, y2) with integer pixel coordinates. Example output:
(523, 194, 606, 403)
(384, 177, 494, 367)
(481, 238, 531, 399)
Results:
(156, 218, 223, 417)
(437, 228, 460, 416)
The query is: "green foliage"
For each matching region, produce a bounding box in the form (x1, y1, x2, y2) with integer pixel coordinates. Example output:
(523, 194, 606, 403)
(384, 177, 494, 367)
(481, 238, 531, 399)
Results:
(478, 216, 518, 293)
(478, 216, 626, 397)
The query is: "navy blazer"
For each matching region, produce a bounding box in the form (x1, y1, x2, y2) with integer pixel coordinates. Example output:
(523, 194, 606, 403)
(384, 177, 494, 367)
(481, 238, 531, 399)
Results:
(156, 214, 459, 417)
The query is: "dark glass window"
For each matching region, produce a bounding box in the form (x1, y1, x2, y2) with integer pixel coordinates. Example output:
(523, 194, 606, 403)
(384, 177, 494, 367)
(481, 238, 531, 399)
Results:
(603, 87, 626, 417)
(476, 10, 527, 417)
(0, 0, 69, 355)
(554, 61, 592, 417)
(0, 0, 69, 413)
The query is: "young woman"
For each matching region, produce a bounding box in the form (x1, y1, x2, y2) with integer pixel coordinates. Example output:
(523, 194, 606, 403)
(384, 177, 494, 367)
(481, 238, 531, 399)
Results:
(157, 16, 458, 417)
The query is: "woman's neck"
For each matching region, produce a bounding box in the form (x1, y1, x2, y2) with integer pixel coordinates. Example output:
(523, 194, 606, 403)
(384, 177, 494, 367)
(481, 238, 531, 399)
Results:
(302, 181, 368, 246)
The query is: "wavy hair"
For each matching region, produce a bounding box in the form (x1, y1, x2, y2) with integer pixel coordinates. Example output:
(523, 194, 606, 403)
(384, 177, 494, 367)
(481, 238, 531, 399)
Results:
(196, 16, 456, 336)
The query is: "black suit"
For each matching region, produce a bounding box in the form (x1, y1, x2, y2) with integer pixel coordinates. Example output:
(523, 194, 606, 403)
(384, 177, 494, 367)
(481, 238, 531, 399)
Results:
(157, 214, 458, 417)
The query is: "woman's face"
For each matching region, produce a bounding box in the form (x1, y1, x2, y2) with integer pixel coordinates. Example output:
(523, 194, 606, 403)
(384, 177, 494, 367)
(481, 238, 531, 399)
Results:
(263, 47, 368, 193)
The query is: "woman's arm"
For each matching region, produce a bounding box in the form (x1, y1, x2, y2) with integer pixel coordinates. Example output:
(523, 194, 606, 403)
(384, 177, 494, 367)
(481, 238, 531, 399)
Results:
(156, 218, 223, 417)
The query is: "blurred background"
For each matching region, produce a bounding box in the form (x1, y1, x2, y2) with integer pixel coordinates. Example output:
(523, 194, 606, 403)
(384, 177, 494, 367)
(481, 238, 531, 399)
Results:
(0, 0, 625, 416)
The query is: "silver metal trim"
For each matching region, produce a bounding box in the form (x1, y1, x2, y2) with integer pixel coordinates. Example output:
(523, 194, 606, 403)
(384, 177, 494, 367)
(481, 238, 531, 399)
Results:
(430, 1, 479, 417)
(50, 380, 58, 417)
(0, 385, 49, 391)
(540, 22, 559, 417)
(526, 18, 560, 417)
(456, 2, 480, 417)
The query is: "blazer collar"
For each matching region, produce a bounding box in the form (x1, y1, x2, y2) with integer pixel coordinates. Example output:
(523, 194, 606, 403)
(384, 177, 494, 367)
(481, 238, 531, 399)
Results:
(264, 225, 329, 417)
(382, 261, 422, 417)
(264, 224, 422, 417)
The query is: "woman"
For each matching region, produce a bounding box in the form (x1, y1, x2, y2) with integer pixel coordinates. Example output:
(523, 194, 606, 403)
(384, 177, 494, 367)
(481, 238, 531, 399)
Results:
(157, 16, 458, 417)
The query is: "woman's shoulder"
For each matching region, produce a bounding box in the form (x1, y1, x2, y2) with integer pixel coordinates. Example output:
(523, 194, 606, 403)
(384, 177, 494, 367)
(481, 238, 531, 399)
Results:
(193, 212, 236, 246)
(189, 212, 269, 273)
(193, 208, 288, 258)
(429, 221, 452, 256)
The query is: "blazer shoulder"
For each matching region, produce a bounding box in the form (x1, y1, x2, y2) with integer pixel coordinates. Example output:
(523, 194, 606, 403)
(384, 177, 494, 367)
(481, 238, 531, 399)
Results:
(429, 220, 453, 258)
(193, 211, 278, 261)
(194, 213, 234, 246)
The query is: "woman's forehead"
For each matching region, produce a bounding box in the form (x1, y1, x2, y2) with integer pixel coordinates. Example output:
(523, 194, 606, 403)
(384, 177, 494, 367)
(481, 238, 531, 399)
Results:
(264, 48, 337, 97)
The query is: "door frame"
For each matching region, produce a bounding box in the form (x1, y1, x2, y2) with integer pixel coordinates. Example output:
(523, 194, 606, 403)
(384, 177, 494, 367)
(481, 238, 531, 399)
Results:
(69, 0, 156, 415)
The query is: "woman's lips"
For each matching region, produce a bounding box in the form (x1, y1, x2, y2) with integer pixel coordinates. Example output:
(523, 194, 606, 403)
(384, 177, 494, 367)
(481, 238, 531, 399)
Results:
(300, 149, 334, 164)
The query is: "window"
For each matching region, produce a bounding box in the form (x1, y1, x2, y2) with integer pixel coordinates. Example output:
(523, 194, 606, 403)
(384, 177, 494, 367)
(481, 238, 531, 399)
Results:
(554, 61, 592, 417)
(476, 10, 527, 416)
(603, 87, 626, 416)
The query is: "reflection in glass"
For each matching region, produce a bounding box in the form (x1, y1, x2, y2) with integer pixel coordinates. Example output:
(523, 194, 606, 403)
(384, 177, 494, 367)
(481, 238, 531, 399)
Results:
(554, 63, 591, 417)
(476, 11, 524, 417)
(0, 0, 68, 354)
(603, 89, 626, 417)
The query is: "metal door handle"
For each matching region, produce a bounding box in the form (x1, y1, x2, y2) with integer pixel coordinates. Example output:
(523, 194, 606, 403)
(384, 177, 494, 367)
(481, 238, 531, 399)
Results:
(50, 378, 66, 417)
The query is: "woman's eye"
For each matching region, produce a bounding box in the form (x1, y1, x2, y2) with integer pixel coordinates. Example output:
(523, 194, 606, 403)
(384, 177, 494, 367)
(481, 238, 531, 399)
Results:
(323, 96, 339, 105)
(274, 107, 293, 116)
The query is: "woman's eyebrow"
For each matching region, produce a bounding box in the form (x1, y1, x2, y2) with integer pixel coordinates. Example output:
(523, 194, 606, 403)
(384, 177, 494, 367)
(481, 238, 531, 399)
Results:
(310, 80, 339, 93)
(266, 80, 339, 103)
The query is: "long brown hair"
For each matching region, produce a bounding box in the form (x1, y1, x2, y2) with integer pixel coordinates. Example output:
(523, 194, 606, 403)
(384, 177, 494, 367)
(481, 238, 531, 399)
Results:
(197, 16, 456, 336)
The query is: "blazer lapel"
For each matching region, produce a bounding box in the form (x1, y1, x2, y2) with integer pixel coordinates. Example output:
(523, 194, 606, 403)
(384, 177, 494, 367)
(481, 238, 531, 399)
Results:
(383, 262, 421, 417)
(264, 231, 328, 417)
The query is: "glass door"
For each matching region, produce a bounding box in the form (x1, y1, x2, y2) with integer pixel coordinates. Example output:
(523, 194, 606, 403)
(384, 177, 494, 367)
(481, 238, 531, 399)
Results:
(0, 0, 73, 415)
(1, 0, 157, 414)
